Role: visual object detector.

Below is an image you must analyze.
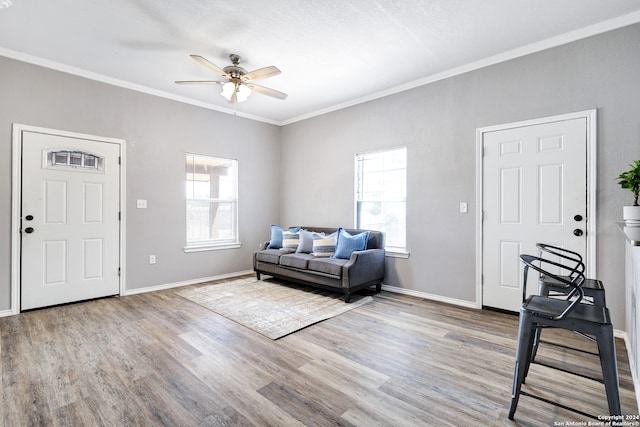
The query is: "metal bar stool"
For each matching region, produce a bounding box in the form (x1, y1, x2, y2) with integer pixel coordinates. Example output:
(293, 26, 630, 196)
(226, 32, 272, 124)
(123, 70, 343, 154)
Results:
(530, 243, 608, 366)
(536, 243, 606, 306)
(508, 254, 621, 420)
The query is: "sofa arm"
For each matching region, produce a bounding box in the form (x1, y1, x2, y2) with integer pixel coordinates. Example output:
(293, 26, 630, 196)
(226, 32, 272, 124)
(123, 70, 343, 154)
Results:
(342, 248, 385, 288)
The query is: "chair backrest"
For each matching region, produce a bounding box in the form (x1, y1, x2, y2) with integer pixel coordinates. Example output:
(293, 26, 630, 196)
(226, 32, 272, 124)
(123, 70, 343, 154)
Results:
(536, 243, 585, 282)
(520, 254, 585, 319)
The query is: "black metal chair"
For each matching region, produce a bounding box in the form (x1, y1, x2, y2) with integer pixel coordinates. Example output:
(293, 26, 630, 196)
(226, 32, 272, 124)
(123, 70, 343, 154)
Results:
(529, 243, 608, 363)
(508, 254, 621, 420)
(536, 243, 606, 306)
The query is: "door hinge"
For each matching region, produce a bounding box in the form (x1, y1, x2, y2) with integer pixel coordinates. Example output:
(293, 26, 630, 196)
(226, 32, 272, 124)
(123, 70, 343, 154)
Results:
(118, 267, 121, 276)
(118, 211, 121, 221)
(118, 156, 121, 165)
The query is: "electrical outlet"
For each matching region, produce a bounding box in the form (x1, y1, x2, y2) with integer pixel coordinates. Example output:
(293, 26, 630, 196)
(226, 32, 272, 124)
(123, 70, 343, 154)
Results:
(137, 199, 147, 209)
(460, 202, 468, 213)
(149, 255, 156, 264)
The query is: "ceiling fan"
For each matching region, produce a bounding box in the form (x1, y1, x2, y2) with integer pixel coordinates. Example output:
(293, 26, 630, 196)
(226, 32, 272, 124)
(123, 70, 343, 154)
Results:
(175, 53, 287, 104)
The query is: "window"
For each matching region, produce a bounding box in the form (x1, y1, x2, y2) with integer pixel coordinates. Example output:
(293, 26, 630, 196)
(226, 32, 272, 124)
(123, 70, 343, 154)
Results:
(46, 150, 103, 172)
(185, 154, 239, 251)
(356, 147, 407, 255)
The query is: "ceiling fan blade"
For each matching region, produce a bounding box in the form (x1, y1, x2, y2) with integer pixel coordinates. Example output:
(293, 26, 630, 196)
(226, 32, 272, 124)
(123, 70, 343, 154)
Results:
(242, 66, 281, 82)
(175, 80, 226, 85)
(248, 84, 288, 100)
(190, 55, 228, 78)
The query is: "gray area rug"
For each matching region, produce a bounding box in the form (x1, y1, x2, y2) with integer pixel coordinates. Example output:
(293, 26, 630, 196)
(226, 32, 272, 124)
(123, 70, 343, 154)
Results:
(176, 277, 373, 339)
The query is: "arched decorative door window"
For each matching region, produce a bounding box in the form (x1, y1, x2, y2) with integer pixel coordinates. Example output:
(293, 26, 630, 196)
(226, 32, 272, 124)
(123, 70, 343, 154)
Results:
(45, 150, 104, 172)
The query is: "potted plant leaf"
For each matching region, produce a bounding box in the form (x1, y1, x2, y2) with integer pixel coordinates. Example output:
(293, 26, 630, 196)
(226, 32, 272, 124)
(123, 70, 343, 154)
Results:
(617, 160, 640, 223)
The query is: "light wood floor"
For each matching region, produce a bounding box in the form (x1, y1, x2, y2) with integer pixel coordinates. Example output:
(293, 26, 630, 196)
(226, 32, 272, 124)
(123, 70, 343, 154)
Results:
(1, 275, 637, 426)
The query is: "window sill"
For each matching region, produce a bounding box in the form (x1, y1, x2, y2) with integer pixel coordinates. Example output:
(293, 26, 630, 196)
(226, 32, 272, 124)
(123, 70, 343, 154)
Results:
(385, 250, 410, 259)
(184, 242, 242, 253)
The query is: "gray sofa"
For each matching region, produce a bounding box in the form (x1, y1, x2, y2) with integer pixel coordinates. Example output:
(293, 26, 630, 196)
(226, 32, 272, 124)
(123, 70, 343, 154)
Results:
(253, 226, 385, 302)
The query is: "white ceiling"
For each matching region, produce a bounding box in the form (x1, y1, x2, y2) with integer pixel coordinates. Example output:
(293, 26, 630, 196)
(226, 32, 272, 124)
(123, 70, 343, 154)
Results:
(1, 1, 640, 125)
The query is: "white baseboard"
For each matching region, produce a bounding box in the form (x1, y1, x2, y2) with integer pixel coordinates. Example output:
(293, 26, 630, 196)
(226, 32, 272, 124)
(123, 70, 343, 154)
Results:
(0, 309, 14, 318)
(381, 284, 479, 309)
(122, 270, 254, 296)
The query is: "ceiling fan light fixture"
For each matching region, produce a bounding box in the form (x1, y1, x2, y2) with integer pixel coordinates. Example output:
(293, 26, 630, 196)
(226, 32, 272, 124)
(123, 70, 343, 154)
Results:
(221, 82, 235, 101)
(237, 84, 251, 102)
(221, 82, 251, 103)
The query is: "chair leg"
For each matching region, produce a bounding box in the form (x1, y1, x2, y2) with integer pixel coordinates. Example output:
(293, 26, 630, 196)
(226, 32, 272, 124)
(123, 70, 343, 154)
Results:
(524, 324, 542, 381)
(597, 325, 621, 416)
(530, 326, 542, 365)
(530, 282, 551, 363)
(509, 311, 535, 420)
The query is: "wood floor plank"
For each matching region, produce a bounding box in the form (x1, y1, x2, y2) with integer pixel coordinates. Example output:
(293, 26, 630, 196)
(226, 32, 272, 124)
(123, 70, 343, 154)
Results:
(1, 275, 637, 426)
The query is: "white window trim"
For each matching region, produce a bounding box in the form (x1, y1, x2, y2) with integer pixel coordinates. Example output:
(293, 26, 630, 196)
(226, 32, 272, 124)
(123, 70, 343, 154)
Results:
(354, 146, 407, 253)
(385, 250, 410, 259)
(183, 242, 242, 253)
(184, 153, 240, 252)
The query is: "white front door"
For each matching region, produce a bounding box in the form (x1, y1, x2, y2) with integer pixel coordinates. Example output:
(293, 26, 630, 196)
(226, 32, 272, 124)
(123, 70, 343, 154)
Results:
(21, 130, 121, 310)
(481, 115, 590, 312)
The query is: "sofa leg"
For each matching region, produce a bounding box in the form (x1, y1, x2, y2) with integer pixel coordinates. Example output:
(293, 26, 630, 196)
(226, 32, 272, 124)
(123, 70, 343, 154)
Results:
(344, 292, 351, 303)
(256, 272, 261, 280)
(376, 283, 382, 293)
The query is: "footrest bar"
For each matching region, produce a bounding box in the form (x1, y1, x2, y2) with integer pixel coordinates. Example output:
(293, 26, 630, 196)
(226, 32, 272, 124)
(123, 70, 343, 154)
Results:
(539, 339, 599, 356)
(520, 391, 597, 419)
(533, 360, 603, 384)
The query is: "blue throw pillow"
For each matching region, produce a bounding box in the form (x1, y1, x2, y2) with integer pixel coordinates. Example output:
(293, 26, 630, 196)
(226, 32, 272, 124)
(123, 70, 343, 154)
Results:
(267, 225, 300, 249)
(332, 228, 370, 259)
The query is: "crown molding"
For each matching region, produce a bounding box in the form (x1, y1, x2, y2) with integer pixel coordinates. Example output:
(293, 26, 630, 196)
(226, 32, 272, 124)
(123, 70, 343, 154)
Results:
(0, 47, 280, 125)
(2, 9, 640, 127)
(281, 10, 640, 125)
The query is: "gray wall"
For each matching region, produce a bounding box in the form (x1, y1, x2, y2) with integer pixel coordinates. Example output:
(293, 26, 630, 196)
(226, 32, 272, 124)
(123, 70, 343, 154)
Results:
(1, 23, 639, 330)
(0, 57, 281, 309)
(281, 23, 640, 329)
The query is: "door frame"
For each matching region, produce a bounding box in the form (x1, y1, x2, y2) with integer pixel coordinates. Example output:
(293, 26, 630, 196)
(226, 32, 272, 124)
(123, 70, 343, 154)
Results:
(10, 124, 126, 315)
(475, 109, 597, 308)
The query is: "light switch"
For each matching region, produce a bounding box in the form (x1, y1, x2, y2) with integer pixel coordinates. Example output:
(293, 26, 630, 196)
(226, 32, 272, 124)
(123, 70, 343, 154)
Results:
(136, 199, 147, 209)
(460, 202, 468, 213)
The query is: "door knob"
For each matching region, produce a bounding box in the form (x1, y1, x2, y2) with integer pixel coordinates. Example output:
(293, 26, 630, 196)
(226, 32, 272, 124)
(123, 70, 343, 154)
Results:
(574, 214, 583, 222)
(24, 227, 34, 234)
(573, 229, 583, 237)
(25, 215, 34, 221)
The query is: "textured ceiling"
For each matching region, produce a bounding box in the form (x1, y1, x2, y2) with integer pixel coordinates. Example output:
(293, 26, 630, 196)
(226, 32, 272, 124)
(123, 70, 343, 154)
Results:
(1, 0, 640, 125)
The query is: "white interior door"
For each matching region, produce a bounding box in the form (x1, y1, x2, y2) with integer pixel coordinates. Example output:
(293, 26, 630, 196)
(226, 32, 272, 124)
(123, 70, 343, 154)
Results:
(482, 116, 588, 312)
(21, 131, 121, 310)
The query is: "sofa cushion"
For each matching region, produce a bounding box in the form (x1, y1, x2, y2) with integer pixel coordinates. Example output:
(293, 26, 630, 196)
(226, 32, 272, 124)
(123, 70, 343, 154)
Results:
(308, 257, 348, 276)
(255, 249, 282, 264)
(333, 228, 370, 259)
(279, 253, 313, 269)
(311, 232, 337, 257)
